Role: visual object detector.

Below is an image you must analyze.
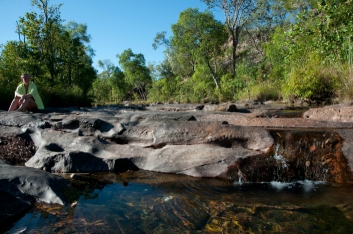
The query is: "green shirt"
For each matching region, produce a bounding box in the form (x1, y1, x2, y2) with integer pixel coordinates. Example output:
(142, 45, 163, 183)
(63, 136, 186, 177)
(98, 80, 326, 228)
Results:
(15, 82, 44, 109)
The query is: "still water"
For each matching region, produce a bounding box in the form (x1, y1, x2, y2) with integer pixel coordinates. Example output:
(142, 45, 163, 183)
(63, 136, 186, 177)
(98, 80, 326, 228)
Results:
(5, 171, 353, 233)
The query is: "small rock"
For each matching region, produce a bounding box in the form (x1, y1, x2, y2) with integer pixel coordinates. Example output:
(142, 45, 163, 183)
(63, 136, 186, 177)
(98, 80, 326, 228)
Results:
(226, 104, 237, 112)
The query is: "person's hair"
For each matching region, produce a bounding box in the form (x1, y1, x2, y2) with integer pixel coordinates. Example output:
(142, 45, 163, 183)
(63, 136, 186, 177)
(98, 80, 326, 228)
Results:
(21, 73, 30, 78)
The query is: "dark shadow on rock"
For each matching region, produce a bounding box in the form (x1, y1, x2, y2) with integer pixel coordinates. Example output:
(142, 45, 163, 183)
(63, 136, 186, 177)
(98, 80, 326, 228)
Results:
(195, 105, 204, 110)
(91, 147, 100, 154)
(45, 143, 65, 152)
(114, 159, 139, 173)
(62, 119, 80, 130)
(211, 139, 248, 149)
(187, 116, 197, 121)
(111, 137, 129, 145)
(40, 152, 111, 173)
(99, 121, 114, 133)
(69, 152, 111, 172)
(235, 109, 251, 113)
(173, 115, 197, 121)
(52, 119, 79, 131)
(145, 143, 167, 149)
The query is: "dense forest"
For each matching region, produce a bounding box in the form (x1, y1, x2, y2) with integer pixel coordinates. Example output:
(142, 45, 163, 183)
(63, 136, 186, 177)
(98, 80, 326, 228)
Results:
(1, 0, 352, 110)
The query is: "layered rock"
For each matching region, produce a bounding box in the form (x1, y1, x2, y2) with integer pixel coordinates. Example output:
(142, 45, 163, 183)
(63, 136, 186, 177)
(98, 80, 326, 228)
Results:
(0, 103, 352, 182)
(1, 110, 273, 178)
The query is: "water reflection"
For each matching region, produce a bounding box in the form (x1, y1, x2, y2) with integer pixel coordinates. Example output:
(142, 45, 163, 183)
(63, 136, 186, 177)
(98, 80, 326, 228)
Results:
(6, 171, 353, 233)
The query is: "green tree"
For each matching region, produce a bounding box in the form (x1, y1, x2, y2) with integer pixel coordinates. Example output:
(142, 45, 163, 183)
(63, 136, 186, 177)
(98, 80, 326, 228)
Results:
(118, 49, 152, 100)
(153, 31, 196, 78)
(201, 0, 257, 77)
(171, 8, 228, 88)
(148, 58, 180, 102)
(281, 0, 353, 101)
(0, 0, 97, 108)
(0, 41, 31, 109)
(90, 60, 125, 105)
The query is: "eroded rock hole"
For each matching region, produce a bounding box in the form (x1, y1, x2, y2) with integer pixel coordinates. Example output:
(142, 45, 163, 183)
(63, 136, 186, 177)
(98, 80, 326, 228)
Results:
(62, 119, 80, 130)
(146, 143, 167, 149)
(187, 116, 197, 121)
(45, 143, 65, 152)
(213, 140, 233, 148)
(212, 139, 247, 149)
(99, 122, 114, 133)
(114, 159, 139, 173)
(111, 137, 129, 145)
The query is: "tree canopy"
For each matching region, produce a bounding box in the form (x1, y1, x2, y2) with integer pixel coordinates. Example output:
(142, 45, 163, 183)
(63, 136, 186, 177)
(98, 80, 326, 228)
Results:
(1, 0, 352, 109)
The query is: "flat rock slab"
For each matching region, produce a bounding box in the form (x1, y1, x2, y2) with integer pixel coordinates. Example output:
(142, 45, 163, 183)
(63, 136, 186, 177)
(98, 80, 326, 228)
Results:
(304, 104, 353, 122)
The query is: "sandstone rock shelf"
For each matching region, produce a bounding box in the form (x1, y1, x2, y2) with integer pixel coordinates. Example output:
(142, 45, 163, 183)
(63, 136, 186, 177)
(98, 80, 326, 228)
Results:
(1, 102, 353, 227)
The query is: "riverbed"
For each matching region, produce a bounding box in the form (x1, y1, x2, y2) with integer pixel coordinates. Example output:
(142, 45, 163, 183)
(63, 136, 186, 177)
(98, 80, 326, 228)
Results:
(5, 171, 353, 233)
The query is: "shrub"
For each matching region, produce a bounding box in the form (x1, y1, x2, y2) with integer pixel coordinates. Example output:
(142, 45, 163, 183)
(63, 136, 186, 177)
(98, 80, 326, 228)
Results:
(282, 54, 340, 103)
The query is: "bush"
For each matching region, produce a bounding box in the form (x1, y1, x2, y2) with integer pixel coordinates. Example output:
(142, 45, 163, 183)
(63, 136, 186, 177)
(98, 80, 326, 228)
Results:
(334, 63, 353, 102)
(41, 85, 92, 108)
(253, 83, 281, 102)
(282, 54, 340, 103)
(220, 73, 243, 101)
(236, 82, 280, 102)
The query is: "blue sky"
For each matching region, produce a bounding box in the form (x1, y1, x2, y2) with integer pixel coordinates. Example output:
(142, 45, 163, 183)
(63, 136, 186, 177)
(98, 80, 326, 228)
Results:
(0, 0, 224, 72)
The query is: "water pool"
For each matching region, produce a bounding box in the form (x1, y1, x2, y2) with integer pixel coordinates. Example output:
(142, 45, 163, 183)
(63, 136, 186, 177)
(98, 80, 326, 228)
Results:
(5, 171, 353, 233)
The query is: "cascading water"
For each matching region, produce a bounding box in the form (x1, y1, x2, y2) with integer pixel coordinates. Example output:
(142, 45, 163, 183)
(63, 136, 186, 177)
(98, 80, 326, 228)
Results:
(231, 129, 352, 185)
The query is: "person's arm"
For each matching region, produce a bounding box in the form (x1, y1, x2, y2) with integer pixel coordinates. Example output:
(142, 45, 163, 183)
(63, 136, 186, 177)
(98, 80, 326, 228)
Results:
(17, 94, 33, 99)
(15, 85, 33, 102)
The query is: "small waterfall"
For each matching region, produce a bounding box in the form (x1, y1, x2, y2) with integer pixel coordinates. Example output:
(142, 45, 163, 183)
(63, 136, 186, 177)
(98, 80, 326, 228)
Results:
(273, 142, 288, 169)
(232, 129, 351, 184)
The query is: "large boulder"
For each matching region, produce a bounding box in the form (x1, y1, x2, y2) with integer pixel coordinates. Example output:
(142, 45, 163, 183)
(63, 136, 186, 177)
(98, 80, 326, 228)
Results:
(0, 160, 67, 226)
(0, 162, 67, 205)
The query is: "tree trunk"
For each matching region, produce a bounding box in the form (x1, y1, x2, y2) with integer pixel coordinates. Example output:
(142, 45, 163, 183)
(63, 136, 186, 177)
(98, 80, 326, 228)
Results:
(207, 61, 219, 88)
(230, 26, 241, 78)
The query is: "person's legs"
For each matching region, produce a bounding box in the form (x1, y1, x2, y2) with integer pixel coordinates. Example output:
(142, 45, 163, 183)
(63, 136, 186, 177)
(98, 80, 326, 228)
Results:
(8, 97, 21, 111)
(17, 98, 37, 112)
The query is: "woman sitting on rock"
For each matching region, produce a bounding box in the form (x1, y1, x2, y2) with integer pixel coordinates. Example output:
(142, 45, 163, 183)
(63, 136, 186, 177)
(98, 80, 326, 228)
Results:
(8, 73, 44, 112)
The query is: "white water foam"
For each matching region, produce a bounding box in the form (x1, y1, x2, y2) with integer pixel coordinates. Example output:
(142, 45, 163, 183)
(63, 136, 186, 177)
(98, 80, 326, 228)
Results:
(270, 181, 294, 190)
(270, 180, 326, 192)
(273, 143, 287, 169)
